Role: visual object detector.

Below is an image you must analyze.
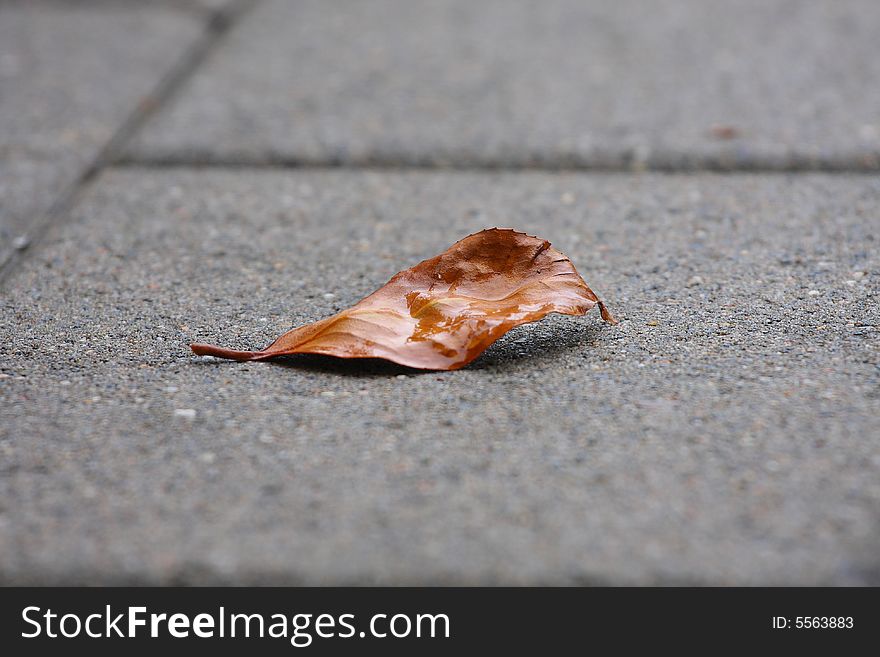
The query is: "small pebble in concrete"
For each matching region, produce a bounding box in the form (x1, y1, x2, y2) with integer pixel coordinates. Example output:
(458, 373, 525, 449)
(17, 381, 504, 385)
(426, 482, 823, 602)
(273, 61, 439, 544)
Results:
(174, 408, 197, 419)
(709, 124, 739, 140)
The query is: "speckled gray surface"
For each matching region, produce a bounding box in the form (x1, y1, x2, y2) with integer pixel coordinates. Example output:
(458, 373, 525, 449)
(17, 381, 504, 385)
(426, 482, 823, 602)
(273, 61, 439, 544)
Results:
(22, 1, 236, 13)
(1, 168, 878, 584)
(0, 1, 203, 266)
(128, 0, 880, 169)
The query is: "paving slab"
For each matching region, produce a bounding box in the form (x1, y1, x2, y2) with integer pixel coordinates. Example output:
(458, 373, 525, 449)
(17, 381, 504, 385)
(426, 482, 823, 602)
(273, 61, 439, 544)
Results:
(128, 0, 880, 170)
(0, 1, 204, 267)
(1, 168, 878, 584)
(30, 1, 237, 14)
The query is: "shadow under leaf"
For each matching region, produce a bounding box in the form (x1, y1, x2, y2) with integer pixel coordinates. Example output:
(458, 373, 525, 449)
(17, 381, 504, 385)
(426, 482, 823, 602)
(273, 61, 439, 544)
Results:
(468, 316, 604, 371)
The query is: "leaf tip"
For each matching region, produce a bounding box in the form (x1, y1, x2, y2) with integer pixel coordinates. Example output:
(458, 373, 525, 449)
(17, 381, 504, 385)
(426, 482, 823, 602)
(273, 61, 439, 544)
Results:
(597, 301, 619, 325)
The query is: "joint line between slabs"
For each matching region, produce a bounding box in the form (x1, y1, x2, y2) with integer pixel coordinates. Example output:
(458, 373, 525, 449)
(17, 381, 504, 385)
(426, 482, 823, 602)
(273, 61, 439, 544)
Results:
(0, 0, 262, 286)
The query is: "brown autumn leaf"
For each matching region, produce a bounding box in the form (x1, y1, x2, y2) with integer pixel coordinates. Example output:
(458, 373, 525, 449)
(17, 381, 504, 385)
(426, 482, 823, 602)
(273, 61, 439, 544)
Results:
(191, 228, 618, 370)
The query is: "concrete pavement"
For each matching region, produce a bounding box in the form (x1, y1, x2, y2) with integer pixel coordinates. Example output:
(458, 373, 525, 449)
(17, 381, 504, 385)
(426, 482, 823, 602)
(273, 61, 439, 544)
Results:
(1, 169, 877, 584)
(1, 0, 878, 584)
(0, 0, 208, 268)
(129, 0, 880, 169)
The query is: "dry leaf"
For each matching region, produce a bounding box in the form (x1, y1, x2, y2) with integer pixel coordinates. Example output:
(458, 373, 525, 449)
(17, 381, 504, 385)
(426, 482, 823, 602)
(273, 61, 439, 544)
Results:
(191, 228, 617, 370)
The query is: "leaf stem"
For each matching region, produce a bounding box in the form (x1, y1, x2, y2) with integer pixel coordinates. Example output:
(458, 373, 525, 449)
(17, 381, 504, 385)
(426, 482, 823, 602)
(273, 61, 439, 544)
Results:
(190, 343, 265, 361)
